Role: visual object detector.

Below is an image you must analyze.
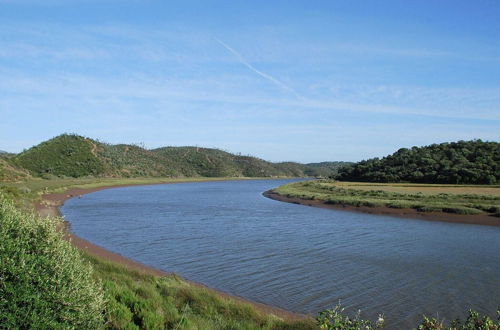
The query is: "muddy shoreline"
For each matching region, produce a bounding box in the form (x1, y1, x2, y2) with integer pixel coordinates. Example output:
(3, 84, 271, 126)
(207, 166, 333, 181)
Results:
(263, 191, 500, 227)
(34, 181, 306, 321)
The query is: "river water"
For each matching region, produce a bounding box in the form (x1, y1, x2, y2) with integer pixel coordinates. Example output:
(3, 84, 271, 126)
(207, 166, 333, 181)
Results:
(61, 179, 500, 329)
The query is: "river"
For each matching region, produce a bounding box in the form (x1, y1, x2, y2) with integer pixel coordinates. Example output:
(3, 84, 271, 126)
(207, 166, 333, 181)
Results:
(61, 179, 500, 329)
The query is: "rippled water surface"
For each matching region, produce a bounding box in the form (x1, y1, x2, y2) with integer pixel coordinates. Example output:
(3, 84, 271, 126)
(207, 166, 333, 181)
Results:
(61, 179, 500, 329)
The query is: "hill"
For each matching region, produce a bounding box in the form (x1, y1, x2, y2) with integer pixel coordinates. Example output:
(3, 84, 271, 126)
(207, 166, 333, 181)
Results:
(302, 161, 353, 177)
(336, 140, 499, 184)
(10, 134, 345, 179)
(0, 158, 31, 182)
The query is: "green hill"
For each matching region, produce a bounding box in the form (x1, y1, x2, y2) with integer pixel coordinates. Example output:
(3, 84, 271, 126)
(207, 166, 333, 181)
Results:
(0, 158, 31, 182)
(13, 134, 107, 178)
(10, 134, 345, 179)
(336, 140, 500, 184)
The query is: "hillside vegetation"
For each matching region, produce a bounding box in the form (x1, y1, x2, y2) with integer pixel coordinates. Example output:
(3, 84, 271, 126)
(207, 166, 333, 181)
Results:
(7, 134, 347, 179)
(0, 158, 31, 182)
(336, 140, 499, 184)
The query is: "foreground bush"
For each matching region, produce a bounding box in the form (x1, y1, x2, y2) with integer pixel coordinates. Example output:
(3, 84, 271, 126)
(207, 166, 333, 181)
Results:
(317, 304, 500, 330)
(416, 309, 500, 330)
(317, 305, 384, 329)
(0, 194, 105, 328)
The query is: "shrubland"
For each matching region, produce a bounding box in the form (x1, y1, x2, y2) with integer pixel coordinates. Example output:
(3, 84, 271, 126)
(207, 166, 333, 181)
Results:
(336, 140, 499, 184)
(6, 133, 345, 179)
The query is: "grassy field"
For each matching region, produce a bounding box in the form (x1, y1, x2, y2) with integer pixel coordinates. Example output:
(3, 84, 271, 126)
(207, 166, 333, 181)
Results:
(271, 180, 500, 216)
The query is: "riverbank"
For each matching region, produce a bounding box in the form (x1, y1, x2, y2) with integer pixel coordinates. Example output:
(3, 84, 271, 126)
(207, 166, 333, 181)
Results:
(264, 180, 500, 227)
(34, 179, 309, 322)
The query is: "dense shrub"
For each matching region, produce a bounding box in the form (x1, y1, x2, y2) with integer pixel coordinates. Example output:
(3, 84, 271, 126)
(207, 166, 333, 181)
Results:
(337, 140, 499, 184)
(0, 194, 105, 328)
(13, 134, 106, 177)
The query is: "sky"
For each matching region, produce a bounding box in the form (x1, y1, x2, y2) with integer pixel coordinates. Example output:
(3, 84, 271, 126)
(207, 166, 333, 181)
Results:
(1, 0, 499, 162)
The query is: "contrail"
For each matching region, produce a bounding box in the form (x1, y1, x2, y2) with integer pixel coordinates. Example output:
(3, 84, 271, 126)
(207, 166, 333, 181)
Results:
(214, 38, 302, 98)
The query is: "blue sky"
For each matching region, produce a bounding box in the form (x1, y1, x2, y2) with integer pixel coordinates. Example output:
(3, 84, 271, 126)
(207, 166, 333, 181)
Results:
(1, 0, 499, 162)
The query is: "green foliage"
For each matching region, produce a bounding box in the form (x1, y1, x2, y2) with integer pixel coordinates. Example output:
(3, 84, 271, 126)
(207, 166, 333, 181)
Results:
(8, 134, 344, 179)
(317, 305, 384, 329)
(415, 308, 500, 330)
(0, 158, 31, 182)
(302, 162, 353, 178)
(272, 180, 499, 216)
(317, 304, 500, 330)
(0, 193, 105, 328)
(13, 133, 106, 178)
(337, 140, 500, 184)
(85, 254, 317, 330)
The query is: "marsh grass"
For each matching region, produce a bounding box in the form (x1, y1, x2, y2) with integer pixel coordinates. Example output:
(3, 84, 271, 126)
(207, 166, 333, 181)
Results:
(272, 180, 499, 216)
(83, 253, 316, 330)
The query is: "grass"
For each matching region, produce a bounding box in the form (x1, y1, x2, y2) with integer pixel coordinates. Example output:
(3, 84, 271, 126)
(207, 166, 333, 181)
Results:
(84, 253, 316, 330)
(331, 181, 500, 196)
(271, 180, 500, 216)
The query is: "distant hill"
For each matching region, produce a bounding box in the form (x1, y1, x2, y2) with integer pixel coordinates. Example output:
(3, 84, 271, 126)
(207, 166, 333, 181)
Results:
(303, 161, 353, 177)
(9, 134, 346, 179)
(0, 150, 15, 158)
(336, 140, 500, 184)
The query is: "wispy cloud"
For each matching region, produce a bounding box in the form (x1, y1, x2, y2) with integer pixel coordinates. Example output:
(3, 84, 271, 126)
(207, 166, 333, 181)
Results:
(1, 69, 499, 121)
(214, 38, 303, 99)
(1, 19, 499, 158)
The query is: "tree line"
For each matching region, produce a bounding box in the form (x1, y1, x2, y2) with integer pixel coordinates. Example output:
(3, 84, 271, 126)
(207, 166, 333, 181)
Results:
(336, 140, 499, 184)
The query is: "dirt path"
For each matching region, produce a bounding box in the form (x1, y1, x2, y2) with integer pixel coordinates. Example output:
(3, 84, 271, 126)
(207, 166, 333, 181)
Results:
(35, 183, 307, 321)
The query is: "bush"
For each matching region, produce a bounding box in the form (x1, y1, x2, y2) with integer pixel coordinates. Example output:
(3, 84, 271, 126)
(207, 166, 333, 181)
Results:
(0, 194, 105, 328)
(415, 308, 500, 330)
(316, 304, 384, 329)
(318, 304, 500, 330)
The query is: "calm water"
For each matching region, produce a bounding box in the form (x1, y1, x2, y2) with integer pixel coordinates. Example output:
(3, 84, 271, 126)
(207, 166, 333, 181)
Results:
(61, 179, 500, 329)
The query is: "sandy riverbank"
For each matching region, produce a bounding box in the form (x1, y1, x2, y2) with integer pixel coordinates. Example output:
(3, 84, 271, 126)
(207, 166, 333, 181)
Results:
(34, 182, 306, 321)
(263, 191, 500, 227)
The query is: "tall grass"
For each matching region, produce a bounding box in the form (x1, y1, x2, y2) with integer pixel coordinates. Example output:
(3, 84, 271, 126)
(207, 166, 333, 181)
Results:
(85, 254, 316, 329)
